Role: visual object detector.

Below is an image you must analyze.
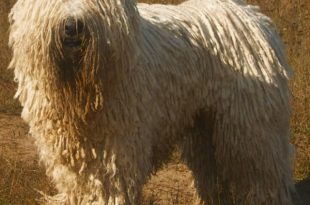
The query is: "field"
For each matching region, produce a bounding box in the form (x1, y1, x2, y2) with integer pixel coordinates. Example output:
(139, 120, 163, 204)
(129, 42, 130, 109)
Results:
(0, 0, 309, 204)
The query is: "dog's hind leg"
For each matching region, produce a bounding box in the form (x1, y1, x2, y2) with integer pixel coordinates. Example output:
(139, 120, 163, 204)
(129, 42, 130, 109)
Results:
(211, 100, 294, 205)
(180, 110, 234, 205)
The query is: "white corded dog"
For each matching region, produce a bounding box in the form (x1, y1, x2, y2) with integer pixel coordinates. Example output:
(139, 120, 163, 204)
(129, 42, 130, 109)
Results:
(9, 0, 294, 204)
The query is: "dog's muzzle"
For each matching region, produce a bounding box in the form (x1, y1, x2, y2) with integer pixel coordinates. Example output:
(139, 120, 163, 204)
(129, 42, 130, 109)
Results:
(62, 17, 84, 47)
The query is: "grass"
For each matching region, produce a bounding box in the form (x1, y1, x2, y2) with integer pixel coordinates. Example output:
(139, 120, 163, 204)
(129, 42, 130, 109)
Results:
(0, 0, 309, 204)
(0, 155, 54, 205)
(0, 130, 53, 205)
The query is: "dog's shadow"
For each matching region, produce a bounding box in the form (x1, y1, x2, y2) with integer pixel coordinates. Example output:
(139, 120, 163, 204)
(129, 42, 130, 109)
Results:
(294, 178, 310, 205)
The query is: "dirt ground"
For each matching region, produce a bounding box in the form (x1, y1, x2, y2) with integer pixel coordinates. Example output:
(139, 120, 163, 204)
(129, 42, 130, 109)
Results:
(0, 113, 310, 205)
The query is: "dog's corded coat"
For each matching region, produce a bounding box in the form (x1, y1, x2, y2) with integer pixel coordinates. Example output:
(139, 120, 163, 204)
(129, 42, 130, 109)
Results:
(9, 0, 294, 204)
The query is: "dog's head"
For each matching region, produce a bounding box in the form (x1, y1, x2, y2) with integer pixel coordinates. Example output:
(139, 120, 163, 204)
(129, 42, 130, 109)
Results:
(8, 0, 139, 122)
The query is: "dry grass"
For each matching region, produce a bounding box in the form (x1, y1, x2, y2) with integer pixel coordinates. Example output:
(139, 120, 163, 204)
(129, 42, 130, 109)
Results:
(0, 0, 309, 204)
(142, 164, 198, 205)
(0, 0, 20, 114)
(0, 155, 54, 205)
(0, 114, 54, 205)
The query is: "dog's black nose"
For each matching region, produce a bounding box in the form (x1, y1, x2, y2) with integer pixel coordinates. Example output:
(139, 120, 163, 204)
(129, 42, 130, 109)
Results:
(64, 18, 84, 37)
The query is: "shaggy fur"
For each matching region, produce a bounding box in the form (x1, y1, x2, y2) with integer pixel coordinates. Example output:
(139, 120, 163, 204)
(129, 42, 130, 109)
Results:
(9, 0, 294, 204)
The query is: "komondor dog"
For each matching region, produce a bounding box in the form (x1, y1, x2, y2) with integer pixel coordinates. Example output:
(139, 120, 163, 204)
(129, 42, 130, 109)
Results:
(8, 0, 295, 204)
